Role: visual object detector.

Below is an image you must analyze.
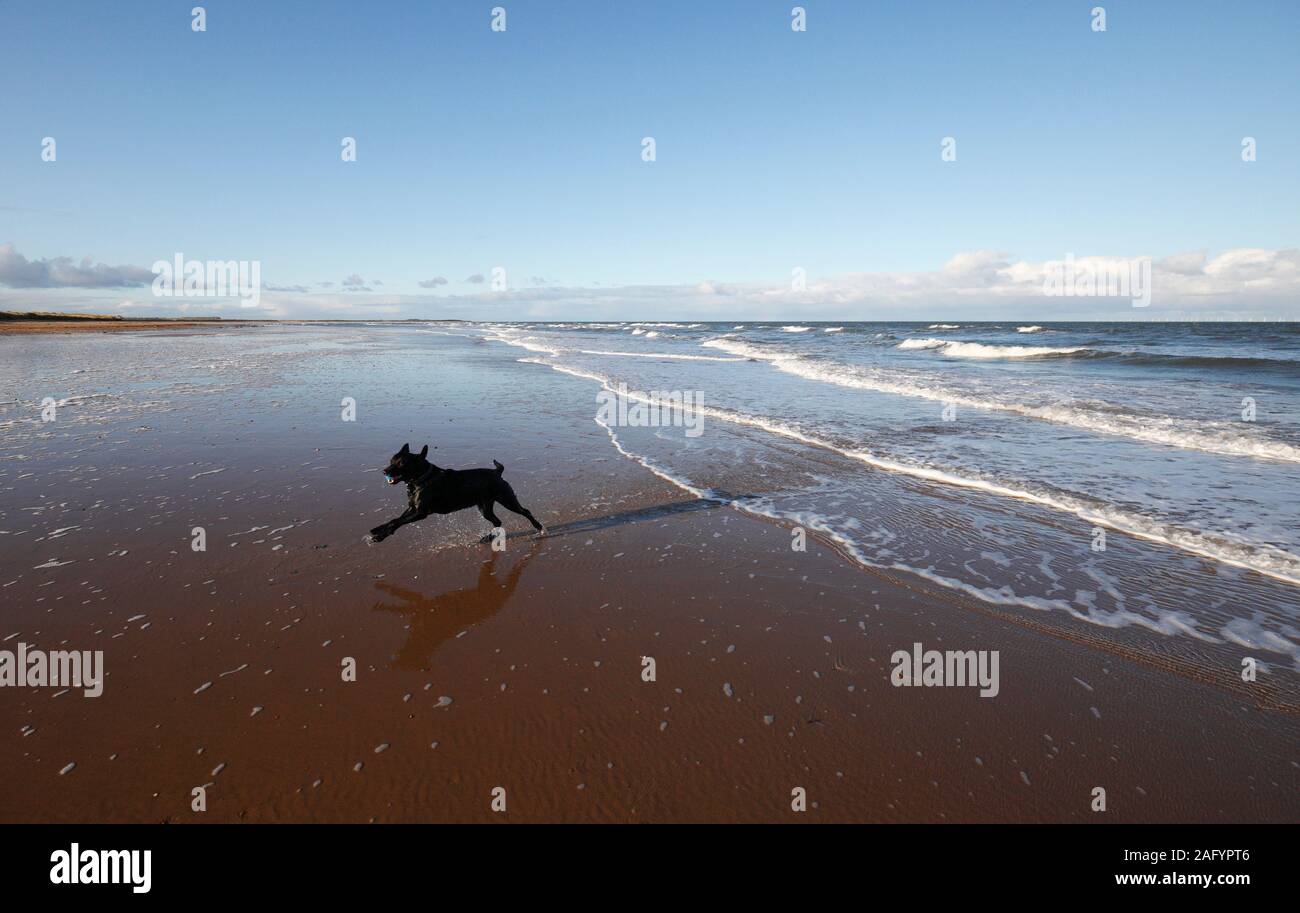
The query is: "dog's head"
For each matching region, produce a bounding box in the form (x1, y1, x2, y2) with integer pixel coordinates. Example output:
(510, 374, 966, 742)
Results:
(381, 443, 429, 485)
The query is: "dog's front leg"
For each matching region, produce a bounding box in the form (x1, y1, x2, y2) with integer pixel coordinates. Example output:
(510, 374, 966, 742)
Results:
(369, 508, 423, 543)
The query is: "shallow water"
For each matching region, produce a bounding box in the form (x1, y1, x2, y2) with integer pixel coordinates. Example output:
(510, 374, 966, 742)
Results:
(2, 321, 1297, 688)
(468, 320, 1300, 678)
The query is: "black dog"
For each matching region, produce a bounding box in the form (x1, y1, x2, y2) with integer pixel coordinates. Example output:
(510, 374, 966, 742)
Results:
(368, 444, 545, 544)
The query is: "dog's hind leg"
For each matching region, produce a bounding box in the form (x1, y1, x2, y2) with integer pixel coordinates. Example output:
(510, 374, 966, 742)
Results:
(477, 502, 504, 544)
(496, 487, 545, 535)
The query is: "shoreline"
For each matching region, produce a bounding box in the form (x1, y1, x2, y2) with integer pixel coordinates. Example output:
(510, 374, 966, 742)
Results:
(0, 324, 1295, 823)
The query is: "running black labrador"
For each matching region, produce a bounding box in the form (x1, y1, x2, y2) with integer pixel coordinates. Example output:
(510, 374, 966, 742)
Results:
(368, 444, 545, 544)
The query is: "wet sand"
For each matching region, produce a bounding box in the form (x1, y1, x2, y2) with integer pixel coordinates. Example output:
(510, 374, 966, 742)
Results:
(0, 325, 1295, 822)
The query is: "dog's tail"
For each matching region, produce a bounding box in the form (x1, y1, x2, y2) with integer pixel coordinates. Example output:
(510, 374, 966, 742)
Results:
(493, 459, 505, 475)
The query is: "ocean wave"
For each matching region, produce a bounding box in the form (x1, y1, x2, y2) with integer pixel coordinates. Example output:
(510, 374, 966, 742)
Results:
(899, 338, 1087, 358)
(482, 333, 560, 356)
(592, 411, 1300, 658)
(523, 354, 1300, 588)
(781, 325, 812, 333)
(578, 349, 744, 362)
(896, 338, 945, 350)
(548, 322, 625, 331)
(1017, 325, 1046, 333)
(1095, 351, 1300, 371)
(700, 337, 1300, 462)
(927, 324, 961, 330)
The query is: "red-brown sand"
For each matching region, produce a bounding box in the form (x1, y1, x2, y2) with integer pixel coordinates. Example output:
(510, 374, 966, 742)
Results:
(2, 452, 1296, 823)
(0, 325, 1295, 823)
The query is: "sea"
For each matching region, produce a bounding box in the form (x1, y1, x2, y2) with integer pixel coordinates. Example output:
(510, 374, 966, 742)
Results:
(463, 320, 1300, 679)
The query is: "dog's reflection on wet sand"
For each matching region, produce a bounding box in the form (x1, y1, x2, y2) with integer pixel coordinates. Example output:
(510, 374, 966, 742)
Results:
(372, 545, 537, 671)
(370, 501, 728, 671)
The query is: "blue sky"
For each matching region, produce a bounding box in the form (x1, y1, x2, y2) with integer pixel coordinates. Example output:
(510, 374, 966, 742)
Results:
(1, 0, 1297, 319)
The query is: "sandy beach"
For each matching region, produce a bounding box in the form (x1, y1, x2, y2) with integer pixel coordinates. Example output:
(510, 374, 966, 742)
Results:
(0, 316, 260, 336)
(0, 324, 1295, 823)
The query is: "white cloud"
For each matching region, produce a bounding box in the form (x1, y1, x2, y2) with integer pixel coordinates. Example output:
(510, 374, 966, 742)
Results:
(4, 247, 1297, 321)
(0, 242, 153, 288)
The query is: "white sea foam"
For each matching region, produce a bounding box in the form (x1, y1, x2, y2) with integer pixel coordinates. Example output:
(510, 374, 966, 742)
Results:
(941, 341, 1086, 358)
(700, 337, 1300, 463)
(899, 338, 1085, 358)
(781, 326, 812, 332)
(484, 334, 560, 356)
(1017, 325, 1046, 333)
(586, 385, 1294, 659)
(519, 352, 1300, 588)
(578, 349, 743, 362)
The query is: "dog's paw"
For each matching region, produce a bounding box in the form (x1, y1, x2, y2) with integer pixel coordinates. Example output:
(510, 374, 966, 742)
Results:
(534, 527, 548, 539)
(368, 528, 389, 544)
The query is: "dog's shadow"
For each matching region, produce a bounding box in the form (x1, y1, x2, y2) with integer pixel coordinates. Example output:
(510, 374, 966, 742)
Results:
(536, 495, 735, 540)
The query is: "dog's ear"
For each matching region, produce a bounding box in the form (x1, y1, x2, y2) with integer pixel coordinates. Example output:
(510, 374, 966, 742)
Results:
(419, 445, 428, 458)
(399, 443, 410, 455)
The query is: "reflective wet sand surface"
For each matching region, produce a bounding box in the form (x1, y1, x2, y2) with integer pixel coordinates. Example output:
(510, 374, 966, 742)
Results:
(1, 325, 1295, 822)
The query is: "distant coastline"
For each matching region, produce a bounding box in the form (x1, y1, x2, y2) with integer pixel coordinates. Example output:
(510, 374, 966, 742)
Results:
(0, 311, 235, 334)
(0, 312, 472, 334)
